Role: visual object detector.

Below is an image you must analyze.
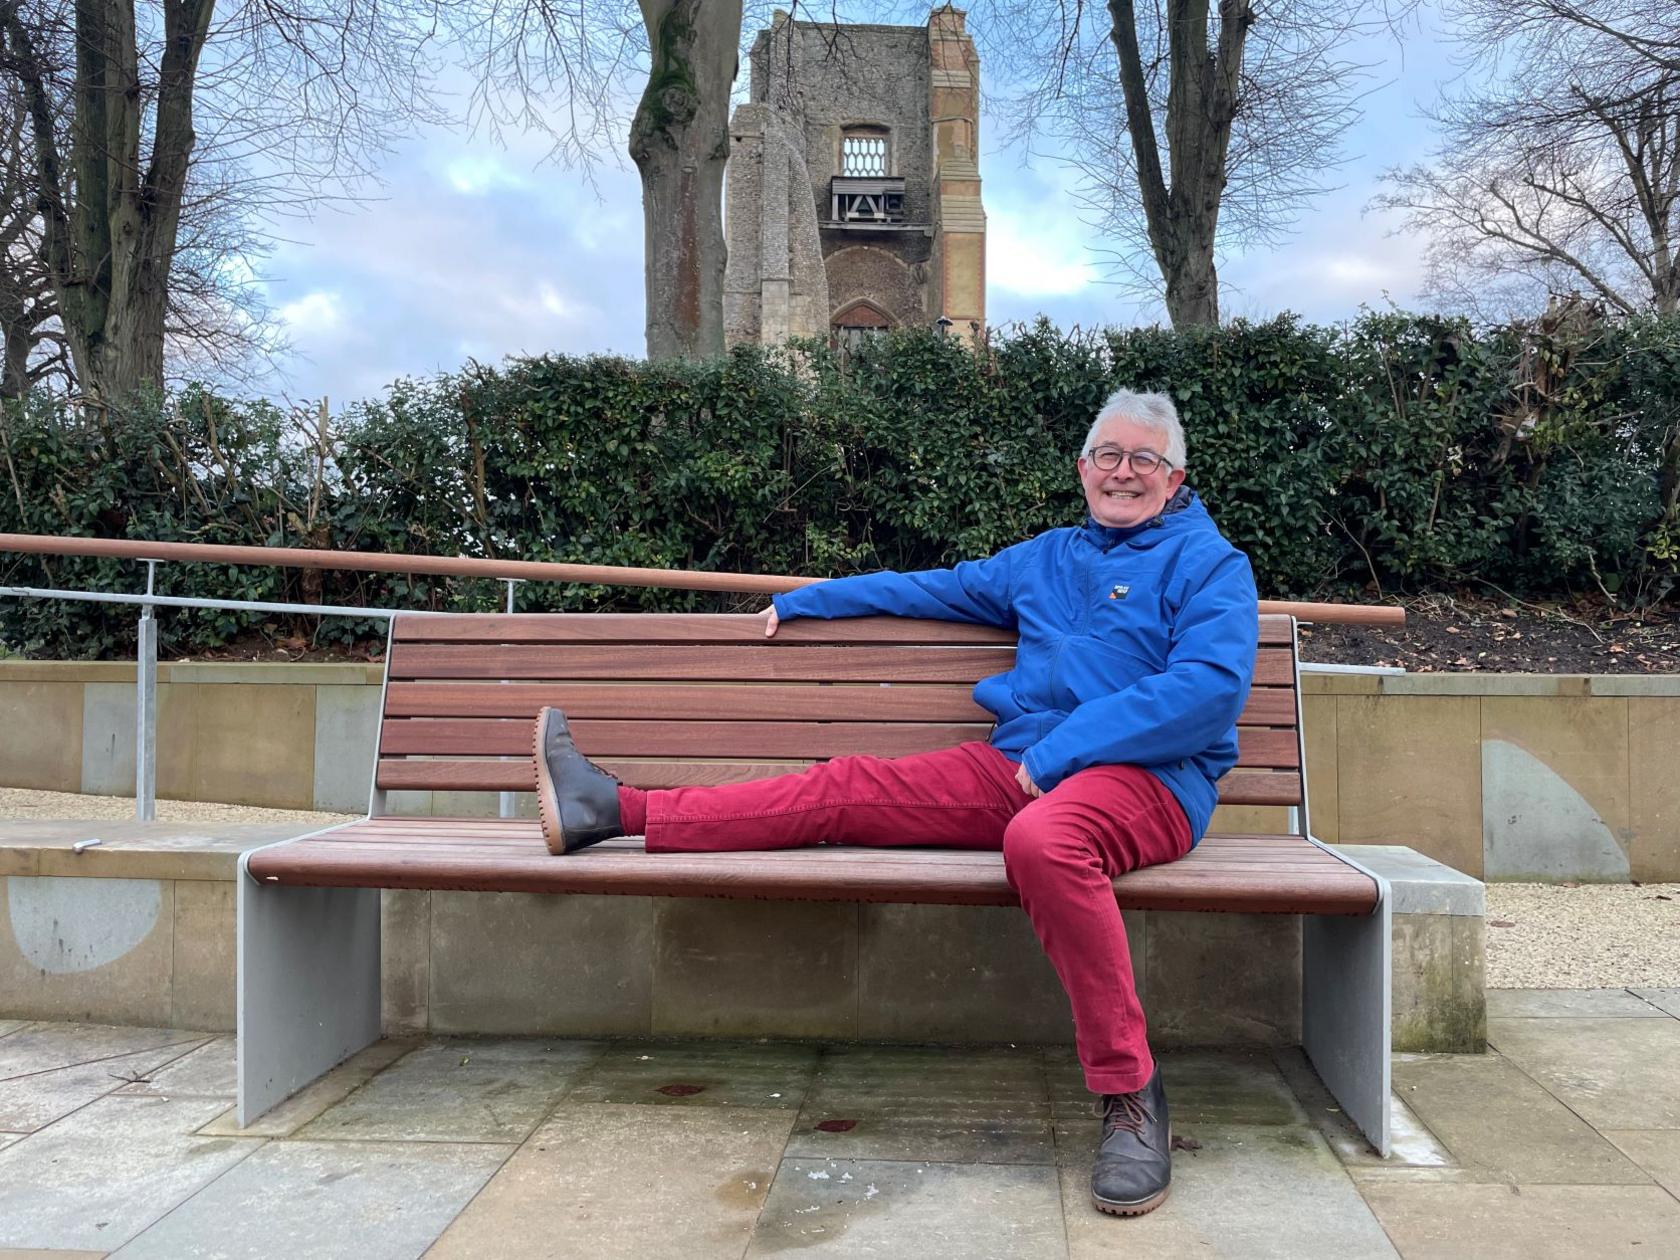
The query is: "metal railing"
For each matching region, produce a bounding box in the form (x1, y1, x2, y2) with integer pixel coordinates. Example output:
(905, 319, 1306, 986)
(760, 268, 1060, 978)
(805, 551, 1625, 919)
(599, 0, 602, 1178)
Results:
(0, 532, 1407, 822)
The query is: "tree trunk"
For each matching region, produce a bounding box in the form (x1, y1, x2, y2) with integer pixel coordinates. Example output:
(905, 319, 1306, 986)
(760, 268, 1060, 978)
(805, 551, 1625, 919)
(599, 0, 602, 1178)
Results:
(0, 303, 31, 399)
(1163, 225, 1220, 327)
(629, 0, 741, 361)
(1108, 0, 1250, 328)
(2, 0, 213, 402)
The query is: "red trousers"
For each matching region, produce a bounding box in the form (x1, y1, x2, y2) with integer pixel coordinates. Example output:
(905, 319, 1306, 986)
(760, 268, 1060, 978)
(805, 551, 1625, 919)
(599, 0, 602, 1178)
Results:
(631, 742, 1191, 1095)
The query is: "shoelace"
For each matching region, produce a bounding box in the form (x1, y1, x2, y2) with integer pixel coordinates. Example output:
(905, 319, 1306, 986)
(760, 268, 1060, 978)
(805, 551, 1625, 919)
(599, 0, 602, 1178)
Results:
(1098, 1091, 1153, 1138)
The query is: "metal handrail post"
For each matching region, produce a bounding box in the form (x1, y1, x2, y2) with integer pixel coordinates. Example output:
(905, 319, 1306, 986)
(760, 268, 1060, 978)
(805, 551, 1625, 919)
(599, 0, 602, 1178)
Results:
(499, 578, 524, 820)
(135, 560, 159, 821)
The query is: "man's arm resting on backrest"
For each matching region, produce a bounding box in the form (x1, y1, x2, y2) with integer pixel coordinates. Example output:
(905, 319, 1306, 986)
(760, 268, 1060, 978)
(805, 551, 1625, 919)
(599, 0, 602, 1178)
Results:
(768, 540, 1030, 629)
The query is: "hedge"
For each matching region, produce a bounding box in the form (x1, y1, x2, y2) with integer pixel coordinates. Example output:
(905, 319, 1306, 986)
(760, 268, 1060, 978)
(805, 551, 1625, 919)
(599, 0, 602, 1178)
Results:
(1, 311, 1675, 660)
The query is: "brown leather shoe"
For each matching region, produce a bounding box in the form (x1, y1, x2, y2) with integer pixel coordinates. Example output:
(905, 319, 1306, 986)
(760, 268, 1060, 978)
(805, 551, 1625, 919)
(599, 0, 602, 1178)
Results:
(532, 707, 623, 855)
(1090, 1066, 1171, 1216)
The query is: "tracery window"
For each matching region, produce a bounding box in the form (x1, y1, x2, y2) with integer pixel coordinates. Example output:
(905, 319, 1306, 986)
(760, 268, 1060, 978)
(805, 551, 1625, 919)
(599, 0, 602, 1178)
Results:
(841, 131, 888, 177)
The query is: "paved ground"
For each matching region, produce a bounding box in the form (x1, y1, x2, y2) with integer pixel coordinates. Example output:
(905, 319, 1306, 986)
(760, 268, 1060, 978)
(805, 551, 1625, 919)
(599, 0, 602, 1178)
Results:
(0, 991, 1677, 1258)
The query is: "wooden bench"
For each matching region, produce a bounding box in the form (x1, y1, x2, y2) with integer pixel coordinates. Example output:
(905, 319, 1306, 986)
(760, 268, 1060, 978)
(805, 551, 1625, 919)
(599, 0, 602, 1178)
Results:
(236, 612, 1392, 1153)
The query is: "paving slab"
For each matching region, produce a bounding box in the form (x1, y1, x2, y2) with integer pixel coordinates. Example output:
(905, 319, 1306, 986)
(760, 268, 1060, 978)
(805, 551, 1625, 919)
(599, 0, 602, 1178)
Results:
(0, 1023, 204, 1081)
(1487, 1016, 1680, 1129)
(113, 1037, 234, 1099)
(1632, 988, 1680, 1018)
(1602, 1130, 1680, 1197)
(1272, 1050, 1453, 1170)
(1361, 1183, 1680, 1258)
(565, 1039, 818, 1110)
(1058, 1123, 1399, 1259)
(1486, 988, 1669, 1018)
(1391, 1051, 1649, 1183)
(109, 1139, 512, 1260)
(0, 1022, 23, 1039)
(198, 1039, 418, 1138)
(1047, 1047, 1304, 1128)
(0, 1094, 258, 1251)
(0, 1040, 211, 1132)
(0, 1249, 106, 1259)
(296, 1038, 601, 1144)
(786, 1045, 1052, 1166)
(425, 1103, 793, 1260)
(746, 1157, 1065, 1260)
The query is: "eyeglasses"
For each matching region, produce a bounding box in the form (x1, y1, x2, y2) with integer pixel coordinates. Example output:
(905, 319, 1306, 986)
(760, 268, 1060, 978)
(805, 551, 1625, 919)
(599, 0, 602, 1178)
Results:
(1086, 446, 1171, 475)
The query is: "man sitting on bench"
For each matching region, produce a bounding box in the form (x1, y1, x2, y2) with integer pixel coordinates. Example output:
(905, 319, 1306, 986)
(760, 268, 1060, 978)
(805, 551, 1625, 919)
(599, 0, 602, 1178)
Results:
(532, 387, 1259, 1218)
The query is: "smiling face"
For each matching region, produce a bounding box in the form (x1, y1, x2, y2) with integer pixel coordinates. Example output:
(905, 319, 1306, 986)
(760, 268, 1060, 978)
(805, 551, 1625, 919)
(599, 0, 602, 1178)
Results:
(1078, 417, 1187, 529)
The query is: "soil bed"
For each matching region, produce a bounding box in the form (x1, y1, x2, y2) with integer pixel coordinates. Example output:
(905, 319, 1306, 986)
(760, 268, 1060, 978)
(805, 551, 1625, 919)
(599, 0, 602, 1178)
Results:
(1300, 593, 1678, 674)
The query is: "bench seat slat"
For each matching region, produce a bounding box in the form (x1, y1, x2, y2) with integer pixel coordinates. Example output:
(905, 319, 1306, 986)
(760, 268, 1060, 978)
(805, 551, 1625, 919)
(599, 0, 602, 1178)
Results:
(381, 681, 1300, 727)
(247, 825, 1376, 915)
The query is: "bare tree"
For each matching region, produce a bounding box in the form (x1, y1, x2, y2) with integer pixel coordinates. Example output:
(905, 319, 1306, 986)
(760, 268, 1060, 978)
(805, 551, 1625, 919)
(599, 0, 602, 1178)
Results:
(0, 54, 289, 397)
(0, 81, 68, 395)
(0, 0, 458, 403)
(1375, 2, 1680, 318)
(966, 0, 1403, 327)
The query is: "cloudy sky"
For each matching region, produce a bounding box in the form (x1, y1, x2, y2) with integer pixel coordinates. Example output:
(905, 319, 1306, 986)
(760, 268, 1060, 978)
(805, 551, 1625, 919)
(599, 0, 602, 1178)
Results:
(259, 6, 1460, 406)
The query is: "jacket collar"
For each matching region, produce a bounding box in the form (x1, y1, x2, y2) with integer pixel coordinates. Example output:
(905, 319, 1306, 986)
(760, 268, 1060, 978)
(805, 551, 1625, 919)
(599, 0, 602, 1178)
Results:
(1080, 486, 1196, 549)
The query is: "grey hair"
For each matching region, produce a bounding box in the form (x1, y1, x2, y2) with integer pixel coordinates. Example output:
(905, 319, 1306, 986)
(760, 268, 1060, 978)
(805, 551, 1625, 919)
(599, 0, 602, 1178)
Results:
(1082, 389, 1187, 470)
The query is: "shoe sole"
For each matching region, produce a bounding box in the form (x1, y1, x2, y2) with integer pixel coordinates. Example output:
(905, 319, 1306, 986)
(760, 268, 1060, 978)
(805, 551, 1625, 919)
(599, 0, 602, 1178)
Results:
(1091, 1122, 1171, 1217)
(1091, 1184, 1169, 1217)
(532, 709, 568, 856)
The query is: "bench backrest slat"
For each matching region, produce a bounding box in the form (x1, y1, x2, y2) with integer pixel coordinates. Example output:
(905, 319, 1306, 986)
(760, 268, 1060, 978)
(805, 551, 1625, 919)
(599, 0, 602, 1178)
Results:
(381, 681, 1298, 726)
(375, 613, 1305, 812)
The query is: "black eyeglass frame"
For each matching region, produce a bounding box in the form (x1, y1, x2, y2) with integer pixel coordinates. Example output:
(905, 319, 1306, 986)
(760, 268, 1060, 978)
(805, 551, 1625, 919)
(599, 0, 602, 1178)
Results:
(1083, 445, 1174, 475)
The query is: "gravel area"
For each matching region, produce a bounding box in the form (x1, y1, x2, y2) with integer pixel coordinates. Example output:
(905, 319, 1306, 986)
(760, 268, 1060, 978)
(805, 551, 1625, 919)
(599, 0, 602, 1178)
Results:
(1487, 882, 1680, 989)
(2, 788, 1676, 989)
(0, 786, 354, 829)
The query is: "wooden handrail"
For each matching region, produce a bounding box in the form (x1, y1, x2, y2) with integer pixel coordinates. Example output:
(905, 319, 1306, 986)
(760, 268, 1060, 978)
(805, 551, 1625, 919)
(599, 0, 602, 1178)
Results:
(0, 532, 1407, 626)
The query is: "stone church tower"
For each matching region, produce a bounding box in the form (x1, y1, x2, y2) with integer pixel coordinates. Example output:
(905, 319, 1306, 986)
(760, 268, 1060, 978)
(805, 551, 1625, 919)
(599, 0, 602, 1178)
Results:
(723, 5, 987, 349)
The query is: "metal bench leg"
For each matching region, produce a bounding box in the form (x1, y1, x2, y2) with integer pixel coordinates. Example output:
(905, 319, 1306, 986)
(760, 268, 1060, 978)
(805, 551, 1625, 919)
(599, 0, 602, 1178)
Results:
(1301, 888, 1392, 1157)
(236, 856, 382, 1127)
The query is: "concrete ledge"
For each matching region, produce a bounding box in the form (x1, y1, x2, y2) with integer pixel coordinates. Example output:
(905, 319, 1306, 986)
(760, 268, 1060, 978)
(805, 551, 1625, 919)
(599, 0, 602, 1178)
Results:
(1298, 671, 1680, 698)
(1340, 845, 1487, 1054)
(3, 833, 1483, 1056)
(1337, 844, 1485, 916)
(0, 821, 323, 882)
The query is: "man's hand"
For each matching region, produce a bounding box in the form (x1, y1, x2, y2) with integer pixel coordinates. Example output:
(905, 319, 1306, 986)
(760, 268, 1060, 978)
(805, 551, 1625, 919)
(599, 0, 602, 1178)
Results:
(762, 604, 779, 637)
(1015, 763, 1042, 798)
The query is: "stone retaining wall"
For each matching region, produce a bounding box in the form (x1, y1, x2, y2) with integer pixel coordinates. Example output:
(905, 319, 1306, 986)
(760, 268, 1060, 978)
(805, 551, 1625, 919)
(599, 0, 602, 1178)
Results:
(1, 662, 1675, 881)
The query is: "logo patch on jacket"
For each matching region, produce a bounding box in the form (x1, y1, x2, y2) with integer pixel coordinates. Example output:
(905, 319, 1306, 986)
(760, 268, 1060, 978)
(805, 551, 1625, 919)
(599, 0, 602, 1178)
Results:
(1108, 584, 1130, 601)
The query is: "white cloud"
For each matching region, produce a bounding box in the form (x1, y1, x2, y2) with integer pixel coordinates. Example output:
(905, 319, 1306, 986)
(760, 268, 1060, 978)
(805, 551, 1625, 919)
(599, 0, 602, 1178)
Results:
(443, 155, 529, 196)
(986, 205, 1097, 298)
(540, 284, 577, 318)
(277, 291, 345, 332)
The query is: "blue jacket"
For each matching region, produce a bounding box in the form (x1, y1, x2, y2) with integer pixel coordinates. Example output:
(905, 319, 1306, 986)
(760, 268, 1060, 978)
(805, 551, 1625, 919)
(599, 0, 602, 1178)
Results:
(770, 491, 1259, 843)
